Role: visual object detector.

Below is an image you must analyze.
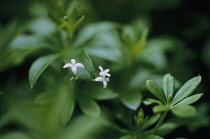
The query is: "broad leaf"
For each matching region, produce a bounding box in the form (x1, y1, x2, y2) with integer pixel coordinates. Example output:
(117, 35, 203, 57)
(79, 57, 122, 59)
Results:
(79, 97, 101, 117)
(143, 98, 163, 105)
(172, 93, 203, 108)
(171, 75, 201, 106)
(73, 22, 115, 48)
(29, 54, 59, 88)
(172, 105, 197, 118)
(163, 73, 175, 100)
(146, 80, 166, 104)
(120, 91, 142, 110)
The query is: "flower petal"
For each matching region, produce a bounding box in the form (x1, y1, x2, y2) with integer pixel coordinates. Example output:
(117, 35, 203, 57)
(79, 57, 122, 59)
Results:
(99, 66, 103, 72)
(103, 81, 107, 88)
(106, 73, 111, 77)
(63, 63, 72, 68)
(71, 59, 76, 65)
(104, 69, 109, 72)
(76, 63, 84, 68)
(105, 78, 110, 82)
(95, 77, 104, 81)
(71, 66, 77, 74)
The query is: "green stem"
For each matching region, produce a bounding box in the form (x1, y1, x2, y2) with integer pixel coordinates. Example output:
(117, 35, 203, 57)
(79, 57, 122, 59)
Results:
(153, 110, 168, 134)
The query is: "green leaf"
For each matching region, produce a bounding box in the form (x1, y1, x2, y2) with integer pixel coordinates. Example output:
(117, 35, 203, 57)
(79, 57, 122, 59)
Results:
(29, 54, 59, 88)
(158, 123, 177, 137)
(171, 75, 201, 106)
(77, 50, 95, 78)
(87, 86, 118, 100)
(143, 114, 161, 130)
(153, 105, 170, 113)
(76, 68, 92, 80)
(61, 96, 75, 125)
(143, 98, 164, 105)
(79, 97, 101, 117)
(146, 80, 166, 104)
(73, 22, 115, 48)
(87, 48, 123, 63)
(0, 132, 32, 139)
(119, 135, 137, 139)
(172, 93, 203, 108)
(163, 73, 175, 100)
(120, 91, 142, 110)
(137, 47, 166, 70)
(172, 105, 197, 118)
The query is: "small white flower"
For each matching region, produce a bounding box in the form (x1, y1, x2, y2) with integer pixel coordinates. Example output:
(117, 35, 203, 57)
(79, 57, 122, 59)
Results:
(99, 66, 111, 77)
(95, 76, 110, 88)
(63, 59, 84, 74)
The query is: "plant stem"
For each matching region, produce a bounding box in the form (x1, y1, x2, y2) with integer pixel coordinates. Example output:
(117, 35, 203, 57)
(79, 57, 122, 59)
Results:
(153, 110, 169, 134)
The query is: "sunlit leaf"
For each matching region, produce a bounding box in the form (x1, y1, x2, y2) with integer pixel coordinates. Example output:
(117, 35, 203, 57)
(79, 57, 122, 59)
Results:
(172, 93, 203, 108)
(163, 73, 175, 101)
(29, 54, 59, 88)
(171, 75, 201, 106)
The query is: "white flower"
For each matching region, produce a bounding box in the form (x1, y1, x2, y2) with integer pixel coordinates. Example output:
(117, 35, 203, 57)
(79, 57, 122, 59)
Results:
(95, 76, 110, 88)
(99, 66, 111, 77)
(63, 59, 84, 74)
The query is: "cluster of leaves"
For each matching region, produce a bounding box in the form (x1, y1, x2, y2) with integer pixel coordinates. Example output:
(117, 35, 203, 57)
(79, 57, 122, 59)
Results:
(0, 0, 209, 139)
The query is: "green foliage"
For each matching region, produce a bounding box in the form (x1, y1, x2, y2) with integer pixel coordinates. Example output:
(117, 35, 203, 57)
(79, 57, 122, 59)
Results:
(144, 74, 202, 117)
(0, 0, 209, 139)
(29, 54, 59, 88)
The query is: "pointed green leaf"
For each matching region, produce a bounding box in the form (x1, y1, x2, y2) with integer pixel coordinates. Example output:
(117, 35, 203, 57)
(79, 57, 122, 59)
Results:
(143, 98, 163, 105)
(172, 105, 197, 118)
(146, 80, 166, 104)
(171, 75, 201, 106)
(120, 91, 142, 110)
(172, 93, 203, 108)
(153, 105, 170, 113)
(76, 68, 92, 80)
(163, 73, 175, 100)
(79, 98, 101, 117)
(143, 114, 161, 130)
(77, 50, 95, 78)
(29, 54, 59, 88)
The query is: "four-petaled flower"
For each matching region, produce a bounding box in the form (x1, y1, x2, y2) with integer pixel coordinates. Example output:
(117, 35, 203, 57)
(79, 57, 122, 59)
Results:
(95, 76, 110, 88)
(94, 66, 111, 88)
(99, 66, 111, 77)
(63, 59, 84, 74)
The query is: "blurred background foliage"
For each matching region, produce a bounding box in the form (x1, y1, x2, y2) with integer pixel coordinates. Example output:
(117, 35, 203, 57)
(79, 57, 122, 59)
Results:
(0, 0, 210, 139)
